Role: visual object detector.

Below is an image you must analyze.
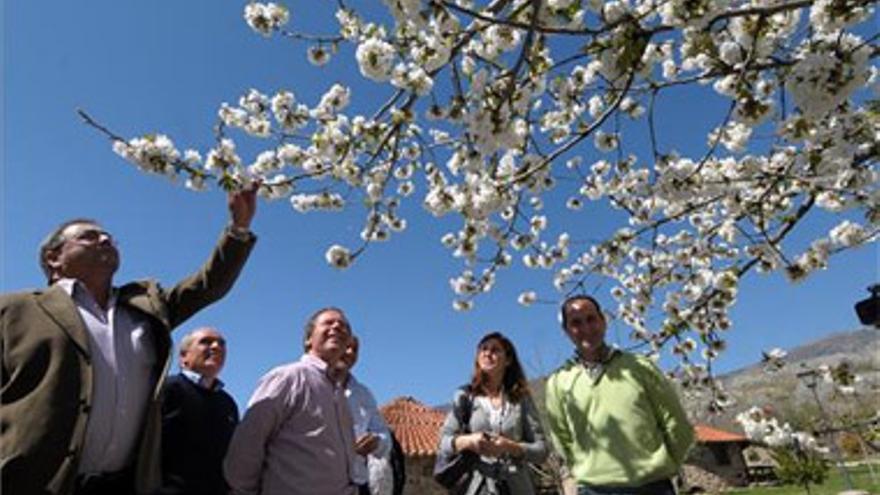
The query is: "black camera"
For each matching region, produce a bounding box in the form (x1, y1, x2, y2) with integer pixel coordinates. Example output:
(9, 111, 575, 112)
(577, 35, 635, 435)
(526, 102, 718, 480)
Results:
(854, 284, 880, 328)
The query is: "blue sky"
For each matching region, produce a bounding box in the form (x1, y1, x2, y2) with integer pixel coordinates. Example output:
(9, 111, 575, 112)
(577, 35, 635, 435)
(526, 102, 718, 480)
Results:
(2, 0, 877, 409)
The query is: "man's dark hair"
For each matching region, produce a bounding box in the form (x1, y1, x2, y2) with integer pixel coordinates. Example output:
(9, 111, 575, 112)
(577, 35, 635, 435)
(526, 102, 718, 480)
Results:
(38, 218, 99, 284)
(559, 294, 603, 329)
(302, 306, 348, 351)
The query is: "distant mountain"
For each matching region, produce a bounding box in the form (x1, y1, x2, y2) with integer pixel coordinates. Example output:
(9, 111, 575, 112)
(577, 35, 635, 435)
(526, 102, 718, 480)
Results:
(722, 327, 880, 379)
(687, 327, 880, 430)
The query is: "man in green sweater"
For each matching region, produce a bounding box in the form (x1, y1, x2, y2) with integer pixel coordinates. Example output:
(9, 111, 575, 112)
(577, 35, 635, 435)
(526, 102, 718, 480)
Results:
(545, 295, 694, 495)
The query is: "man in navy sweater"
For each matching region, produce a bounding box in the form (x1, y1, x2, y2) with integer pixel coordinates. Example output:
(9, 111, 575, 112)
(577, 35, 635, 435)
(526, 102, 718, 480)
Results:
(159, 327, 238, 495)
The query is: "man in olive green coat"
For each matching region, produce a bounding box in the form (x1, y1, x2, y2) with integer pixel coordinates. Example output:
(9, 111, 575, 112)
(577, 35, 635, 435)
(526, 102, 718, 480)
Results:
(0, 186, 258, 495)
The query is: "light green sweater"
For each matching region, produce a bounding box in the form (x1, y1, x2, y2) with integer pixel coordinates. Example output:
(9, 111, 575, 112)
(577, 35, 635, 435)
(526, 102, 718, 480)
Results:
(545, 351, 694, 487)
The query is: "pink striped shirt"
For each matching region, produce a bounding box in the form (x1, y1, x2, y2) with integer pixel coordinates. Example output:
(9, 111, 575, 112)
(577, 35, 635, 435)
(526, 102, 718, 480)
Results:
(224, 354, 357, 495)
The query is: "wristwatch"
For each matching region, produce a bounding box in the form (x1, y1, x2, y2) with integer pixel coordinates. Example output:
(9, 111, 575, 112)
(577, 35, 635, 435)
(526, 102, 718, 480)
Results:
(226, 224, 253, 241)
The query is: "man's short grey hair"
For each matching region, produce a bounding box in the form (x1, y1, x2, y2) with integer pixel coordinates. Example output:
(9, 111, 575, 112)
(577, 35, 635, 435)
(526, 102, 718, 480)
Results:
(179, 327, 219, 356)
(38, 218, 99, 284)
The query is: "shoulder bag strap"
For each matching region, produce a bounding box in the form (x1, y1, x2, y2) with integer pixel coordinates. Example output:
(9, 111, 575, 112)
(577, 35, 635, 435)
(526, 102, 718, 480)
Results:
(454, 387, 474, 434)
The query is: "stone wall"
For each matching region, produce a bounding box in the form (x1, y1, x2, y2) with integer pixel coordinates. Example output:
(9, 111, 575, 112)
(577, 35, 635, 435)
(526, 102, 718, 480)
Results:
(682, 442, 749, 493)
(402, 456, 447, 495)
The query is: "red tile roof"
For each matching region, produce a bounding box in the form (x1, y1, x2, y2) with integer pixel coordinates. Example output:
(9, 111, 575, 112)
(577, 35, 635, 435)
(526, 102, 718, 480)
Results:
(380, 397, 448, 457)
(694, 424, 749, 443)
(379, 397, 749, 457)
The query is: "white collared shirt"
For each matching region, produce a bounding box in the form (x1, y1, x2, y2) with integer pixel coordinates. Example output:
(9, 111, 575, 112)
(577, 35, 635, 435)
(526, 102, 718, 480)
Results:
(344, 374, 391, 485)
(181, 368, 225, 390)
(57, 278, 157, 474)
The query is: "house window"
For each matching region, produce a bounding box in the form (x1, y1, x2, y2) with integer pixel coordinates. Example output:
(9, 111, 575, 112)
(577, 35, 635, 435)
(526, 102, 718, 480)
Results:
(710, 444, 731, 466)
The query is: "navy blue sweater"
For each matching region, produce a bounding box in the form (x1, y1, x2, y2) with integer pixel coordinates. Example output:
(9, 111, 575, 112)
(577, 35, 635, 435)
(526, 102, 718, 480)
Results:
(159, 373, 239, 495)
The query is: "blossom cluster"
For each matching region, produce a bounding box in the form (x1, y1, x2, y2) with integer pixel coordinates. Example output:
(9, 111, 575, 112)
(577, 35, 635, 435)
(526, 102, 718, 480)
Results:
(112, 134, 181, 177)
(815, 361, 864, 396)
(760, 347, 866, 396)
(761, 348, 788, 373)
(244, 2, 289, 37)
(736, 407, 826, 452)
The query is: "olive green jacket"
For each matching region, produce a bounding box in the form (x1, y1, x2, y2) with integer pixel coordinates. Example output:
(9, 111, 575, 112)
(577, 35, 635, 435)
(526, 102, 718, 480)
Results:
(1, 230, 255, 495)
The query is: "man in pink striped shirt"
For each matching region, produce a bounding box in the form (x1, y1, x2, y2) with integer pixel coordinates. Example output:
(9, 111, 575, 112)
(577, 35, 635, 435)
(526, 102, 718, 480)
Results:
(224, 307, 358, 495)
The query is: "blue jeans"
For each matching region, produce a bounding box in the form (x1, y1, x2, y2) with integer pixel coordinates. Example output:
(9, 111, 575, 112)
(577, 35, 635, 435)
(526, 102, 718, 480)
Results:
(577, 478, 676, 495)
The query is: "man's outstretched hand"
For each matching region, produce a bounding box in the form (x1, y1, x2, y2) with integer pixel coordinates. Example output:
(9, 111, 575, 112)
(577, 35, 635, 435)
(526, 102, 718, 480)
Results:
(228, 182, 259, 230)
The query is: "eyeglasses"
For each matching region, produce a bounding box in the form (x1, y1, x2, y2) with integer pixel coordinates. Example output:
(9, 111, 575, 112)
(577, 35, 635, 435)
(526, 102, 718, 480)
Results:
(66, 228, 115, 246)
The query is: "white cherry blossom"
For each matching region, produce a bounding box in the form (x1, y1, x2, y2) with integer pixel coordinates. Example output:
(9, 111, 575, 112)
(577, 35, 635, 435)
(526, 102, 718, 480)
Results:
(325, 244, 352, 269)
(92, 0, 878, 397)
